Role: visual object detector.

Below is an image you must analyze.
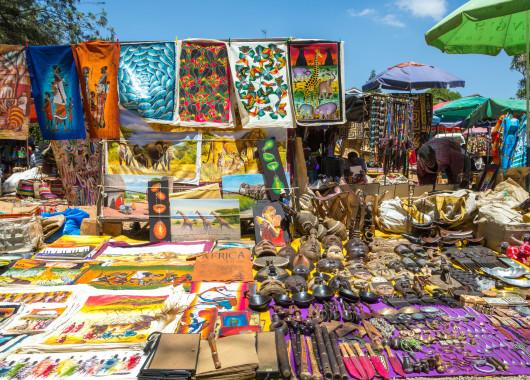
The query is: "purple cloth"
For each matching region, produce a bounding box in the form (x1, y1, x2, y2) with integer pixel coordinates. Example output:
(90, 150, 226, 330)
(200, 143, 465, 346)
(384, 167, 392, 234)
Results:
(93, 240, 214, 260)
(417, 138, 464, 185)
(272, 299, 530, 378)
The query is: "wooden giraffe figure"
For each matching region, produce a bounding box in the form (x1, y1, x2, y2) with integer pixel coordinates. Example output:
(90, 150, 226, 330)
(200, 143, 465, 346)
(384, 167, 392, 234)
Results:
(176, 210, 193, 232)
(195, 210, 212, 233)
(303, 49, 323, 108)
(210, 211, 233, 231)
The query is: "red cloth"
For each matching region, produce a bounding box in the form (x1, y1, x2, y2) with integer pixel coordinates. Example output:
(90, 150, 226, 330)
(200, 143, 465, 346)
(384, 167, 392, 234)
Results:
(416, 138, 464, 185)
(519, 242, 530, 264)
(115, 194, 124, 210)
(506, 245, 520, 261)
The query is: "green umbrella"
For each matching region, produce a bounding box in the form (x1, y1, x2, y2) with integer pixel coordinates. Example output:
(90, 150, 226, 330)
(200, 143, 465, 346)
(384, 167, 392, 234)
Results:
(425, 0, 530, 151)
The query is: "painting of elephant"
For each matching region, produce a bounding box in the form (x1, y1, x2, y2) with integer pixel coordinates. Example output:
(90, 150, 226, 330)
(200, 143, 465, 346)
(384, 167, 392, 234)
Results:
(146, 140, 174, 171)
(292, 67, 311, 82)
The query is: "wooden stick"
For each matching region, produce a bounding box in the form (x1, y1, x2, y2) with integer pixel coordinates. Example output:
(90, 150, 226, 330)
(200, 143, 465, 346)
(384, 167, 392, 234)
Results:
(288, 341, 297, 380)
(321, 326, 341, 380)
(329, 332, 349, 380)
(300, 333, 311, 380)
(314, 323, 333, 379)
(206, 333, 221, 369)
(276, 330, 291, 378)
(306, 336, 322, 380)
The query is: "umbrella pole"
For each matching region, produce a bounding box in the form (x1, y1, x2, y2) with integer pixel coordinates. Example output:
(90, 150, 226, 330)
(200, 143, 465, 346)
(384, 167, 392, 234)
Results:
(526, 10, 529, 162)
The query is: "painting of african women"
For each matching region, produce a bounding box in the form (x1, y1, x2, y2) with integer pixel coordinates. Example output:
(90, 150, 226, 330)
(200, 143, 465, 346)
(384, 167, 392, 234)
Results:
(288, 41, 344, 124)
(170, 199, 240, 241)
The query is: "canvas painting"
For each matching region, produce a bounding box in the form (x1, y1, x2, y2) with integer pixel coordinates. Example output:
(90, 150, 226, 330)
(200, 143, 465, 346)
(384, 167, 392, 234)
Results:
(189, 282, 253, 312)
(256, 138, 290, 201)
(169, 198, 240, 241)
(200, 128, 287, 182)
(106, 109, 200, 184)
(4, 306, 67, 335)
(0, 291, 72, 304)
(288, 41, 345, 125)
(0, 45, 30, 140)
(74, 264, 194, 291)
(176, 307, 218, 339)
(95, 240, 213, 266)
(103, 174, 172, 220)
(253, 201, 289, 246)
(221, 173, 290, 217)
(0, 260, 95, 286)
(119, 42, 176, 122)
(42, 293, 170, 346)
(33, 235, 108, 261)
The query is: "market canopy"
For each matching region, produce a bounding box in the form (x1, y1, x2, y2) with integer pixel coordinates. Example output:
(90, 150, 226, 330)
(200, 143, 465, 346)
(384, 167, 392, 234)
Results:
(467, 97, 528, 124)
(361, 61, 465, 92)
(433, 96, 487, 122)
(425, 0, 530, 56)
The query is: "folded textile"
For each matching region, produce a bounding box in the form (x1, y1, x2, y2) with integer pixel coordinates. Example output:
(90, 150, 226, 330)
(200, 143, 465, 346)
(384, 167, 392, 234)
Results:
(228, 41, 293, 129)
(25, 45, 86, 140)
(73, 41, 120, 139)
(41, 207, 90, 237)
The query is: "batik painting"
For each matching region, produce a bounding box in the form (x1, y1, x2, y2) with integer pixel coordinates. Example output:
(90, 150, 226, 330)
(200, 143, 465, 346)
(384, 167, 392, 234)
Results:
(94, 240, 214, 266)
(106, 109, 200, 184)
(51, 138, 100, 206)
(33, 236, 108, 261)
(170, 198, 241, 241)
(25, 45, 85, 140)
(0, 290, 72, 304)
(41, 291, 172, 346)
(73, 41, 120, 139)
(119, 42, 176, 122)
(74, 264, 194, 291)
(288, 41, 345, 125)
(0, 260, 95, 286)
(200, 128, 287, 182)
(177, 40, 232, 127)
(0, 351, 145, 379)
(176, 307, 218, 339)
(253, 201, 289, 246)
(228, 42, 293, 128)
(0, 45, 30, 140)
(221, 174, 290, 217)
(3, 305, 67, 335)
(189, 282, 253, 312)
(256, 137, 291, 201)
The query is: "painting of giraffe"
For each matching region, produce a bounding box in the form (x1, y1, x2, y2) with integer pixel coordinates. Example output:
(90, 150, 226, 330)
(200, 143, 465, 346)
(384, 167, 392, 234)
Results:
(288, 41, 345, 125)
(169, 199, 241, 241)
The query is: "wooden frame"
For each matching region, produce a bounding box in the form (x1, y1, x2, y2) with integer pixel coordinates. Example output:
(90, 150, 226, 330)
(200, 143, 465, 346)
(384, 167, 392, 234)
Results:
(476, 164, 500, 191)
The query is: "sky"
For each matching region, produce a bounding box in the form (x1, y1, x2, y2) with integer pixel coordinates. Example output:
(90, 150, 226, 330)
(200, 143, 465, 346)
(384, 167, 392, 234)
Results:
(96, 0, 523, 99)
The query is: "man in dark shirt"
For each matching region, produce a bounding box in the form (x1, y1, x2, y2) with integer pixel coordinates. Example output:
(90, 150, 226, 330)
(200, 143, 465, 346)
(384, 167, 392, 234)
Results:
(416, 138, 464, 185)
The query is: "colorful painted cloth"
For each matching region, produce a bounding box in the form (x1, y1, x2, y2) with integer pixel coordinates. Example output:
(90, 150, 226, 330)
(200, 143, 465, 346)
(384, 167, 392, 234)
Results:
(51, 138, 100, 206)
(0, 45, 31, 140)
(73, 41, 120, 139)
(491, 115, 504, 164)
(177, 41, 232, 127)
(119, 42, 176, 122)
(25, 45, 86, 140)
(228, 42, 293, 128)
(510, 115, 527, 168)
(288, 41, 345, 125)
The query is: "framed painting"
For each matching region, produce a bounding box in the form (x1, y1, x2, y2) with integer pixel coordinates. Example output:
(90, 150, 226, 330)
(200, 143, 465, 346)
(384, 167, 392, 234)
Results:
(476, 164, 500, 191)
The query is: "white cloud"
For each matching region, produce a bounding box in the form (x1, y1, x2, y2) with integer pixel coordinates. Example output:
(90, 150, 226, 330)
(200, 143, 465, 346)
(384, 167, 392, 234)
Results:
(377, 14, 406, 28)
(347, 8, 376, 17)
(396, 0, 447, 20)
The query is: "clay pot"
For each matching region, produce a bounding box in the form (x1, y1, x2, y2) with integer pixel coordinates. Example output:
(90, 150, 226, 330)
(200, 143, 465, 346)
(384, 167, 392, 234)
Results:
(322, 218, 347, 241)
(321, 235, 343, 249)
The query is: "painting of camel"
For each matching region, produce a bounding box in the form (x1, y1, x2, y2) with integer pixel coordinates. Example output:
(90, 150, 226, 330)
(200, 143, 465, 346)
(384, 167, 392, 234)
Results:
(170, 199, 240, 241)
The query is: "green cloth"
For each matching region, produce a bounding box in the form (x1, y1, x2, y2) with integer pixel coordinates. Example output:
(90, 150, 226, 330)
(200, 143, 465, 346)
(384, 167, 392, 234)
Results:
(467, 98, 528, 125)
(433, 96, 487, 122)
(425, 0, 530, 56)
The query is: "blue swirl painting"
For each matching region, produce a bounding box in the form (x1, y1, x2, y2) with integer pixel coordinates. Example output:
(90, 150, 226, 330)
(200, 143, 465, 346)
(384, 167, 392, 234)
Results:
(119, 43, 175, 121)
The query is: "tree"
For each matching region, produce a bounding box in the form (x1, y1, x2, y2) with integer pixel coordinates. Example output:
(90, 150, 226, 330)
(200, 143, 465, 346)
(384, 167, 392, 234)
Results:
(510, 54, 527, 100)
(425, 88, 461, 104)
(0, 0, 115, 46)
(365, 69, 381, 93)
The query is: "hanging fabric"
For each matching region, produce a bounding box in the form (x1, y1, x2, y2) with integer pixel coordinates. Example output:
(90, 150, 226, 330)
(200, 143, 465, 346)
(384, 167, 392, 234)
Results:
(177, 40, 233, 127)
(228, 41, 293, 129)
(0, 45, 31, 140)
(287, 40, 346, 126)
(119, 42, 177, 123)
(510, 115, 527, 168)
(26, 45, 86, 140)
(72, 40, 120, 139)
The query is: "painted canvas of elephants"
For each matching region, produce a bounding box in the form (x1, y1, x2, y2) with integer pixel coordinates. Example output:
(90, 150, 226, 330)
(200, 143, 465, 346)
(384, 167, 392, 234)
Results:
(200, 127, 287, 182)
(106, 109, 200, 184)
(287, 41, 345, 126)
(170, 198, 240, 241)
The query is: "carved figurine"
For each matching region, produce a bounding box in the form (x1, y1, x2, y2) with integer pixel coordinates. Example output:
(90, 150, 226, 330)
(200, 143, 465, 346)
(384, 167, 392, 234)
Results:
(299, 229, 322, 262)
